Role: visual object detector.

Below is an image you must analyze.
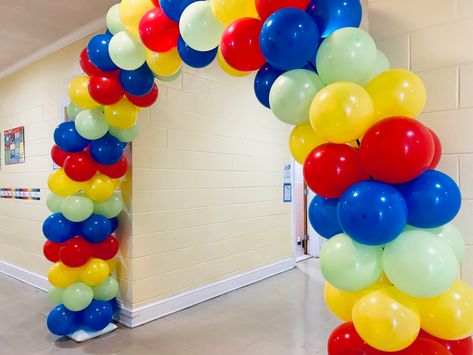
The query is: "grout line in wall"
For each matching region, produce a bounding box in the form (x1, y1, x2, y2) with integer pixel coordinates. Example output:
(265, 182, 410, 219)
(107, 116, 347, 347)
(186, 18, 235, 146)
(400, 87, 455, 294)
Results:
(457, 65, 461, 108)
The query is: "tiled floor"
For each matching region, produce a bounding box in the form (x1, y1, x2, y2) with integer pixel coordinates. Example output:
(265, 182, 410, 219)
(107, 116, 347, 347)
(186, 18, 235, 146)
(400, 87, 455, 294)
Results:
(0, 259, 337, 355)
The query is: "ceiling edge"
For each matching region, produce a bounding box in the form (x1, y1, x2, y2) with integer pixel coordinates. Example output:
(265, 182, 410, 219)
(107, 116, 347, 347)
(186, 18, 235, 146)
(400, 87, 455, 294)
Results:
(0, 16, 105, 80)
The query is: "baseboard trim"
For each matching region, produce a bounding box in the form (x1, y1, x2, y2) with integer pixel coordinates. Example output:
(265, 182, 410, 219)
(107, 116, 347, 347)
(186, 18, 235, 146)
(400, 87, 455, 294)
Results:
(0, 259, 49, 291)
(117, 258, 295, 328)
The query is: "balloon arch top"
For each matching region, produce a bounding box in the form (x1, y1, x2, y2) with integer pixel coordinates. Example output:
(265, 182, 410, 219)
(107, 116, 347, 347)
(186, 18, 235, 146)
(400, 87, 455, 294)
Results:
(42, 0, 473, 352)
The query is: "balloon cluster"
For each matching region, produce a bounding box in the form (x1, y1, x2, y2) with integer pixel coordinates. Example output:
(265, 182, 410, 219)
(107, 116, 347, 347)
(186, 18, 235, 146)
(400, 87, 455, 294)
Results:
(43, 0, 473, 348)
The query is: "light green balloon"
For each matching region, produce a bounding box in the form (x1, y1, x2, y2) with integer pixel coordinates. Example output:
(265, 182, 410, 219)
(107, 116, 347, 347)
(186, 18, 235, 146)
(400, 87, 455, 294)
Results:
(109, 124, 139, 142)
(408, 223, 465, 263)
(46, 193, 64, 213)
(48, 286, 64, 305)
(316, 27, 377, 85)
(269, 69, 325, 125)
(383, 230, 458, 298)
(364, 50, 391, 84)
(155, 67, 182, 82)
(106, 4, 126, 35)
(179, 1, 224, 51)
(109, 31, 145, 71)
(75, 109, 109, 140)
(63, 282, 94, 312)
(60, 195, 94, 222)
(66, 102, 82, 121)
(93, 277, 119, 301)
(320, 233, 383, 292)
(94, 192, 124, 218)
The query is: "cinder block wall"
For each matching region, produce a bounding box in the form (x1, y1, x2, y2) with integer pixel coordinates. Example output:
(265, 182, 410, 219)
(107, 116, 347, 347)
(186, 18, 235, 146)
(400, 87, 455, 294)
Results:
(127, 63, 292, 308)
(0, 33, 293, 309)
(368, 0, 473, 283)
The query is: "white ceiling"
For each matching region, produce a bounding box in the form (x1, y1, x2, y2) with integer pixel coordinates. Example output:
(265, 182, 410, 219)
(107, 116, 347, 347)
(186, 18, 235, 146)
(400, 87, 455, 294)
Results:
(0, 0, 117, 76)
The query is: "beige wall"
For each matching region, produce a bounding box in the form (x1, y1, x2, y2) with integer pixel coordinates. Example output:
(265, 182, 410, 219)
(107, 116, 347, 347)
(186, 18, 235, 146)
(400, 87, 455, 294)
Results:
(0, 35, 293, 309)
(126, 64, 292, 308)
(367, 0, 473, 283)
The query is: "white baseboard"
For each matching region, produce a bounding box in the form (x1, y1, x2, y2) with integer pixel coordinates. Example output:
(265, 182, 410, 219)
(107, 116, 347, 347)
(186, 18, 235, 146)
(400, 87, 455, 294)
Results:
(117, 258, 295, 328)
(0, 259, 49, 291)
(0, 257, 295, 328)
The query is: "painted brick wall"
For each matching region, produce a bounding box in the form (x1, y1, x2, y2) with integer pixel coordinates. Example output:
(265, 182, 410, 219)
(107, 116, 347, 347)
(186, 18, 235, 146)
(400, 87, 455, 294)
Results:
(127, 63, 292, 308)
(367, 0, 473, 284)
(0, 34, 292, 308)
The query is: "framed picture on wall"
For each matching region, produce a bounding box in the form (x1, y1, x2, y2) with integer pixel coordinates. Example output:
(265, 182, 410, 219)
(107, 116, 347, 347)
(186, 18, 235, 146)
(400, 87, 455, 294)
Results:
(4, 126, 25, 165)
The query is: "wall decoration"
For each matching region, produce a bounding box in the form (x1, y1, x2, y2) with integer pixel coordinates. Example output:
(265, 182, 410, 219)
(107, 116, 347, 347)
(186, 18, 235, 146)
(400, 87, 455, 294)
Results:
(41, 0, 473, 352)
(0, 188, 40, 200)
(4, 126, 25, 165)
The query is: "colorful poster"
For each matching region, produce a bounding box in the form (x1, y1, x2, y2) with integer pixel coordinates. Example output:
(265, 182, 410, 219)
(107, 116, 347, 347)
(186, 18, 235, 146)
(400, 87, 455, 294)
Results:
(0, 188, 40, 200)
(4, 126, 25, 165)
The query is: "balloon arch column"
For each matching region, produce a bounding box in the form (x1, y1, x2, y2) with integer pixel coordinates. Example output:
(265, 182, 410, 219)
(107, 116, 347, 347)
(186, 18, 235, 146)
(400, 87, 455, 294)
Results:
(42, 0, 473, 352)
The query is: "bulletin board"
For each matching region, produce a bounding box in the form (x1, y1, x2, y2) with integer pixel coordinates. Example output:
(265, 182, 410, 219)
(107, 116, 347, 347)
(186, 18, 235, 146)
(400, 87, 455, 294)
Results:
(4, 126, 25, 165)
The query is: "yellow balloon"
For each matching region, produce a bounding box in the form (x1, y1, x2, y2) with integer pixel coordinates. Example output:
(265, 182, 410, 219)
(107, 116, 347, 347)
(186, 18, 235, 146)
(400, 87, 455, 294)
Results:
(217, 49, 250, 77)
(106, 258, 117, 273)
(365, 69, 426, 122)
(68, 75, 99, 109)
(48, 262, 81, 288)
(119, 0, 154, 34)
(104, 98, 138, 130)
(310, 82, 375, 144)
(289, 122, 327, 165)
(48, 169, 83, 197)
(324, 282, 388, 322)
(210, 0, 258, 25)
(417, 280, 473, 340)
(80, 258, 110, 286)
(353, 286, 420, 352)
(84, 173, 118, 202)
(145, 48, 182, 77)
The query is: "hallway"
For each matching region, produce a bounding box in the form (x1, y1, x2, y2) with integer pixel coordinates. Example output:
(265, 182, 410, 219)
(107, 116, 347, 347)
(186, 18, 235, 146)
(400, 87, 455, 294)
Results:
(0, 259, 336, 355)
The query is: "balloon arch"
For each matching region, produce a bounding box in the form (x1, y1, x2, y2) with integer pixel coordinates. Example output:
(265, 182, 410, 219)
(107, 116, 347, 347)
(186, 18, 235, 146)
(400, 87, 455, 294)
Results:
(43, 0, 473, 353)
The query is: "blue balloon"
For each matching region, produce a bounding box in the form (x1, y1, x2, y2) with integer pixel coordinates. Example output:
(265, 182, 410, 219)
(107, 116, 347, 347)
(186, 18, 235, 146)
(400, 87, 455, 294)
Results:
(395, 170, 461, 229)
(254, 63, 284, 108)
(308, 196, 342, 239)
(177, 36, 217, 68)
(81, 214, 112, 243)
(54, 121, 90, 153)
(108, 298, 119, 314)
(42, 213, 79, 243)
(307, 0, 362, 38)
(160, 0, 199, 22)
(338, 181, 408, 246)
(47, 305, 78, 336)
(260, 8, 320, 71)
(119, 64, 155, 96)
(109, 217, 119, 233)
(81, 300, 113, 331)
(87, 34, 118, 72)
(90, 134, 124, 165)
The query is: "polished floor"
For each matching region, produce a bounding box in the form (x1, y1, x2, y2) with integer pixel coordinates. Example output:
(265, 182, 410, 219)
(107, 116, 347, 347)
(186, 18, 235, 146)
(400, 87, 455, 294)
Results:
(0, 259, 337, 355)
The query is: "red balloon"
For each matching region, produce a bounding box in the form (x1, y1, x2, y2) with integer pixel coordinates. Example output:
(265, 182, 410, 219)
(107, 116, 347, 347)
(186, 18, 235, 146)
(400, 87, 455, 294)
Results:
(43, 241, 65, 263)
(63, 152, 98, 182)
(59, 236, 93, 268)
(392, 338, 452, 355)
(428, 129, 442, 169)
(51, 145, 70, 167)
(79, 48, 118, 77)
(92, 236, 119, 260)
(125, 84, 159, 107)
(88, 76, 124, 105)
(256, 0, 311, 21)
(360, 117, 435, 184)
(419, 330, 472, 355)
(304, 143, 369, 198)
(151, 0, 160, 7)
(220, 18, 266, 71)
(139, 8, 179, 53)
(328, 322, 383, 355)
(97, 155, 128, 179)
